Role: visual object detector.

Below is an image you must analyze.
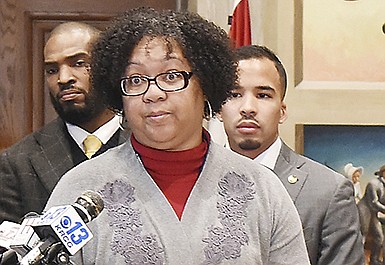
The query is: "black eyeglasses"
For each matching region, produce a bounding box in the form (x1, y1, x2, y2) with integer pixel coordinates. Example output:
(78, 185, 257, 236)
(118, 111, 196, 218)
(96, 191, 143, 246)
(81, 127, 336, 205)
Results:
(120, 71, 193, 96)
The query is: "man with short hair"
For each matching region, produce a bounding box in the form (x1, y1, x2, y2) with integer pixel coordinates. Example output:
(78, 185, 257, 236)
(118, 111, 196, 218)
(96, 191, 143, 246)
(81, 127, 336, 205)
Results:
(0, 22, 129, 223)
(218, 45, 364, 264)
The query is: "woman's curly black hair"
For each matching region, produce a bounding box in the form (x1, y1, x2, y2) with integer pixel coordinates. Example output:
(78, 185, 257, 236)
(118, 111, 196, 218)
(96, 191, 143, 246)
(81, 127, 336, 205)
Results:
(91, 7, 236, 116)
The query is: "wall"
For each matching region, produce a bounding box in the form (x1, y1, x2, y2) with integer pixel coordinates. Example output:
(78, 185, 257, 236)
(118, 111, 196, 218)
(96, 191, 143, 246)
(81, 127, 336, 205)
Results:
(191, 0, 385, 151)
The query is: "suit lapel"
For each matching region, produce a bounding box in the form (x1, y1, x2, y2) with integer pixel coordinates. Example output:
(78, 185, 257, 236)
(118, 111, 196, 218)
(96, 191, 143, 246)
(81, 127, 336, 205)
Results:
(29, 118, 75, 193)
(274, 143, 309, 203)
(118, 128, 131, 144)
(30, 120, 131, 193)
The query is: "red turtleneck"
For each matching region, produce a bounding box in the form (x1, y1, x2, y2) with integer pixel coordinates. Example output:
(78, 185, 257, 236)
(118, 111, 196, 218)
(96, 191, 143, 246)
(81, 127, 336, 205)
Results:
(131, 130, 210, 220)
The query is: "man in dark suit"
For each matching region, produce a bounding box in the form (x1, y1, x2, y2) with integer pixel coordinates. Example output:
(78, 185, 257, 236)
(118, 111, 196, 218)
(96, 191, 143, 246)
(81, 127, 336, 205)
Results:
(218, 45, 364, 264)
(0, 22, 129, 223)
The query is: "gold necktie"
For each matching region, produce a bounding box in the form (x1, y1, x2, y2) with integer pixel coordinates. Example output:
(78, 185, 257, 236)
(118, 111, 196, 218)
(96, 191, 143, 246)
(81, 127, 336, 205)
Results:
(83, 135, 102, 159)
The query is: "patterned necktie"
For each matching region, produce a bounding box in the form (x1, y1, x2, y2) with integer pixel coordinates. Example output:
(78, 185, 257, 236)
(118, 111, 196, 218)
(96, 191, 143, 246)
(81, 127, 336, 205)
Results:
(83, 135, 102, 159)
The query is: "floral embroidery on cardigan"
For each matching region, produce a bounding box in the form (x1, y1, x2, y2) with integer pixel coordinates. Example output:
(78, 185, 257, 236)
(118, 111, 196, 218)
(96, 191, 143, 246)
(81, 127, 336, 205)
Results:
(100, 180, 164, 264)
(202, 171, 255, 264)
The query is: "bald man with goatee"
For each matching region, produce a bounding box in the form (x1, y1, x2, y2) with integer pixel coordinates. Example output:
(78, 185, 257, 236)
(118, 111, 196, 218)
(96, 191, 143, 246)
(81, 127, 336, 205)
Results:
(0, 22, 129, 223)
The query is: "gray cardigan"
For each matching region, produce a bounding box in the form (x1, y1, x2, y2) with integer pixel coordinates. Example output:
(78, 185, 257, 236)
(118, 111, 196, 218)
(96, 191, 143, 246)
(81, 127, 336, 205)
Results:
(46, 139, 310, 265)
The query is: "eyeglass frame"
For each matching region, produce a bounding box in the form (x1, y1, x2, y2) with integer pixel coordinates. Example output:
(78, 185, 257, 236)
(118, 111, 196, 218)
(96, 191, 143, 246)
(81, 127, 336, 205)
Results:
(120, 71, 194, 96)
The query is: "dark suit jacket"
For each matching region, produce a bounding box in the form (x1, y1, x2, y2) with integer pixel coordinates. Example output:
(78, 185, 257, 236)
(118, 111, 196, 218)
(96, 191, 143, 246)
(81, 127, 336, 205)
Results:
(0, 118, 129, 223)
(274, 143, 364, 265)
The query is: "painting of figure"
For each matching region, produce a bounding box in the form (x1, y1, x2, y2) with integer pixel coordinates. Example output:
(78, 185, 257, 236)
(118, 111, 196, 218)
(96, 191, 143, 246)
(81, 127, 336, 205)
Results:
(301, 124, 385, 265)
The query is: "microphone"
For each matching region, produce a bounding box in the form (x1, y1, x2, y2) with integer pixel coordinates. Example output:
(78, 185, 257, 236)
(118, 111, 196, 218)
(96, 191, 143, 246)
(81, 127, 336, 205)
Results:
(9, 214, 41, 257)
(0, 220, 22, 253)
(0, 216, 41, 265)
(19, 191, 104, 265)
(0, 219, 32, 265)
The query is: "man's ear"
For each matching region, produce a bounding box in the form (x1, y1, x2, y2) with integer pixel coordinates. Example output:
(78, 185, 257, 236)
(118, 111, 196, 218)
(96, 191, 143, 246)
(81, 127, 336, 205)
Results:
(279, 102, 288, 124)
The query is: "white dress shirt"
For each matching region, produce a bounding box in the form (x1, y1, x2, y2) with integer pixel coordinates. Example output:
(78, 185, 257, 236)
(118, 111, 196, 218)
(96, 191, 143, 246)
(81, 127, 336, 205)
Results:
(66, 115, 121, 152)
(253, 137, 282, 170)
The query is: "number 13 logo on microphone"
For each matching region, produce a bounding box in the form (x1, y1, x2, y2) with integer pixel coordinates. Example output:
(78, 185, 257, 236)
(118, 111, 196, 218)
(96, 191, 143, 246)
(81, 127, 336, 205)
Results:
(34, 205, 93, 255)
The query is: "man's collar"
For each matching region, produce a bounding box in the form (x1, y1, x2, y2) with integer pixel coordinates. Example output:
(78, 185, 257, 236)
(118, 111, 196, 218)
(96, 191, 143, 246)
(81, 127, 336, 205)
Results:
(253, 137, 281, 170)
(66, 115, 121, 151)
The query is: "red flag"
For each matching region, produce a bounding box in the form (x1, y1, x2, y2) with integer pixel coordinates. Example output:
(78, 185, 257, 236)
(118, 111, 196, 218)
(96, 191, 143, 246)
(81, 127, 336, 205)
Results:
(229, 0, 251, 48)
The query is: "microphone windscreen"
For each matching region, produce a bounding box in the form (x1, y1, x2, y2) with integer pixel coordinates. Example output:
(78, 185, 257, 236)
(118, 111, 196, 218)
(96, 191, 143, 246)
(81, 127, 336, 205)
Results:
(73, 191, 104, 223)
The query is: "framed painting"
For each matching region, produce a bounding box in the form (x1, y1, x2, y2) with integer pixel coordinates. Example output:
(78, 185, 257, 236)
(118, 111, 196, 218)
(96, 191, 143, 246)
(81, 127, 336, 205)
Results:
(296, 124, 385, 264)
(297, 124, 385, 188)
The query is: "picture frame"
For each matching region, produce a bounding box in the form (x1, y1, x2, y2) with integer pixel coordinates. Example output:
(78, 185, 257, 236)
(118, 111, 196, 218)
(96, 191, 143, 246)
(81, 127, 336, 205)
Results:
(296, 124, 385, 264)
(296, 124, 385, 189)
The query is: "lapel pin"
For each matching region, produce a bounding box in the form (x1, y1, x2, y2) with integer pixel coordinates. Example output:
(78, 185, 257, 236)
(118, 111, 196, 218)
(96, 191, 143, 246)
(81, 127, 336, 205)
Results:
(288, 175, 299, 184)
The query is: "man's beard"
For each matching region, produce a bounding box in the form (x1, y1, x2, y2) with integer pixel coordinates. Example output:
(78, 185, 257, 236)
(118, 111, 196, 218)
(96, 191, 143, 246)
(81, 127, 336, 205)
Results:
(50, 90, 106, 125)
(238, 139, 261, 150)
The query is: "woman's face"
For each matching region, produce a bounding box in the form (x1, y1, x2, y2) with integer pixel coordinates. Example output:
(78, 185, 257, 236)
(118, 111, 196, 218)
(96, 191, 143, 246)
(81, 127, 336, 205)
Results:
(352, 171, 361, 184)
(123, 37, 205, 151)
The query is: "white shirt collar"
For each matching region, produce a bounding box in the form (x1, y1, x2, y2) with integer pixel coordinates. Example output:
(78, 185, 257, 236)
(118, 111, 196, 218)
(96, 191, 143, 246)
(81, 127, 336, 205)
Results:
(253, 137, 282, 170)
(66, 115, 121, 151)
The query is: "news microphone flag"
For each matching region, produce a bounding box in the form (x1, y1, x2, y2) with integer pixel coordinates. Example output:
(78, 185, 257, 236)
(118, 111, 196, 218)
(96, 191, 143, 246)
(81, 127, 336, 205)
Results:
(18, 191, 103, 265)
(10, 216, 40, 256)
(31, 205, 93, 256)
(229, 0, 251, 48)
(0, 221, 21, 250)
